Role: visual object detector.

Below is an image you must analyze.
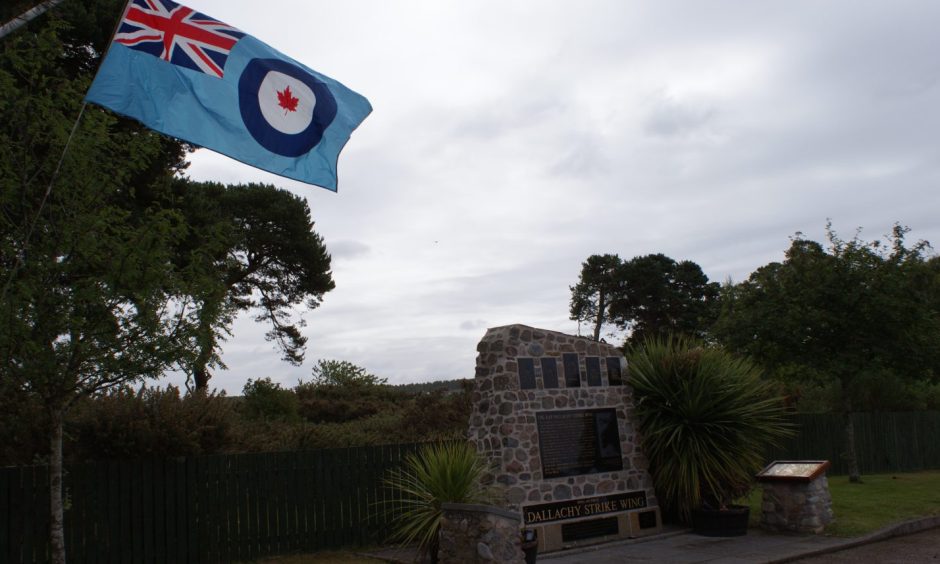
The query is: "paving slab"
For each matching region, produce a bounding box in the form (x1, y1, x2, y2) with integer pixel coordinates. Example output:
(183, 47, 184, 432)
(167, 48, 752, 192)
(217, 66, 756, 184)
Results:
(362, 515, 940, 564)
(543, 529, 848, 564)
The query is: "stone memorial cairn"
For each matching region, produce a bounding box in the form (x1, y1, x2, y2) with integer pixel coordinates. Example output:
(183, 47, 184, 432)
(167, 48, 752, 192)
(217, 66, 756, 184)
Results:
(468, 324, 662, 553)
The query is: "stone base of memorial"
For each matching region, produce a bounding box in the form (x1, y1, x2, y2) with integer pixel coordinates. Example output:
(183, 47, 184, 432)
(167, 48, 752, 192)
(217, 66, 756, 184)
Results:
(469, 325, 662, 553)
(439, 503, 525, 564)
(756, 461, 834, 534)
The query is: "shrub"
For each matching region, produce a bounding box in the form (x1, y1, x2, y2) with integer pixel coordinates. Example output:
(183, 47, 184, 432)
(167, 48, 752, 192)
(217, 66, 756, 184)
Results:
(383, 441, 494, 563)
(627, 335, 792, 523)
(241, 377, 300, 423)
(67, 385, 235, 462)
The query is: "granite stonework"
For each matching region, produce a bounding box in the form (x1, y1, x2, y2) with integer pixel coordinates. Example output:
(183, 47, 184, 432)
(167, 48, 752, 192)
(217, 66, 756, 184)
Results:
(760, 474, 834, 534)
(439, 503, 525, 564)
(468, 324, 661, 552)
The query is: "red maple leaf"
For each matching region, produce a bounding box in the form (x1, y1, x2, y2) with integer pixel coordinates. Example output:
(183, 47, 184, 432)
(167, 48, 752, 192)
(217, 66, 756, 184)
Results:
(277, 85, 299, 114)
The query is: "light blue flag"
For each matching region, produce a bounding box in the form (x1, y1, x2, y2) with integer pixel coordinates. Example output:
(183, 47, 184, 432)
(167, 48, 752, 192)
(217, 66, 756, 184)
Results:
(84, 0, 371, 191)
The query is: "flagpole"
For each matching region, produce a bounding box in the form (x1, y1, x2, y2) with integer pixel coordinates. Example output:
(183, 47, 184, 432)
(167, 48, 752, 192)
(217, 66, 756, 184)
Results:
(1, 101, 88, 300)
(2, 0, 130, 300)
(0, 0, 68, 40)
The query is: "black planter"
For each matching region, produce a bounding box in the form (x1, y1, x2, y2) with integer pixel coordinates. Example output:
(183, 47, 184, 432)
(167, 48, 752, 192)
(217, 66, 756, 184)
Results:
(691, 505, 750, 537)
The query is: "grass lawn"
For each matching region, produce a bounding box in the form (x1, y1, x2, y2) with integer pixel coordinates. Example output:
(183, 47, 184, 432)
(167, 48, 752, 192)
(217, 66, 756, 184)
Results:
(748, 470, 940, 537)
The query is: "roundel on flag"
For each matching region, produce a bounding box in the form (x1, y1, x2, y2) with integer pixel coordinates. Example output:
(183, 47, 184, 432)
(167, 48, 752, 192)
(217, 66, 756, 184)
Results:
(238, 58, 337, 157)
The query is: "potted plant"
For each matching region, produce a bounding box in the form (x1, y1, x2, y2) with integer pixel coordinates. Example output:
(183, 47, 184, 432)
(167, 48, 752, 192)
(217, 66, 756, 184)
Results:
(383, 440, 495, 563)
(627, 335, 793, 536)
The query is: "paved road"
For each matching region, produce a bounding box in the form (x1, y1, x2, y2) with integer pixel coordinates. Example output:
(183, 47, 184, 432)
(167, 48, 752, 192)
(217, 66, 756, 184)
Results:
(793, 528, 940, 563)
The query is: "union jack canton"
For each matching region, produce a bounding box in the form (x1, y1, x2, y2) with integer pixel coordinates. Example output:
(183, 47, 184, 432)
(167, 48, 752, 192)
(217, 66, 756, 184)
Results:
(114, 0, 245, 78)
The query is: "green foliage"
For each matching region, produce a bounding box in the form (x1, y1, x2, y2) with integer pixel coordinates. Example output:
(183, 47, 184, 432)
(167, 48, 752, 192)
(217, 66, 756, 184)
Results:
(393, 379, 470, 394)
(612, 254, 720, 347)
(569, 253, 719, 346)
(569, 253, 623, 341)
(309, 359, 387, 387)
(715, 224, 940, 408)
(176, 182, 335, 391)
(399, 385, 474, 442)
(241, 378, 300, 423)
(714, 224, 940, 479)
(0, 381, 47, 465)
(295, 378, 401, 424)
(67, 385, 234, 461)
(627, 335, 793, 524)
(383, 441, 495, 561)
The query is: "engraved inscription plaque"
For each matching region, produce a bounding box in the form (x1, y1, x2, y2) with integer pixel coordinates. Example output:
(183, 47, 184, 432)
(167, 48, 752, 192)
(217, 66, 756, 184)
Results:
(541, 357, 559, 389)
(537, 408, 623, 478)
(563, 353, 580, 387)
(586, 357, 602, 386)
(518, 358, 537, 389)
(606, 357, 623, 385)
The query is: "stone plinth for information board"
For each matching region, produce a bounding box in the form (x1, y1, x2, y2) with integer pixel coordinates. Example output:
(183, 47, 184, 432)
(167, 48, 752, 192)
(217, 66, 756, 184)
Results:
(469, 324, 661, 553)
(757, 461, 834, 534)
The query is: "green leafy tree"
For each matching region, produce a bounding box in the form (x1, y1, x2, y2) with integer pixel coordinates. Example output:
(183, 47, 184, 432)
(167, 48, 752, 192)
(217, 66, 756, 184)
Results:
(609, 254, 720, 346)
(310, 358, 387, 387)
(0, 14, 194, 562)
(569, 253, 623, 341)
(178, 182, 335, 391)
(714, 224, 940, 482)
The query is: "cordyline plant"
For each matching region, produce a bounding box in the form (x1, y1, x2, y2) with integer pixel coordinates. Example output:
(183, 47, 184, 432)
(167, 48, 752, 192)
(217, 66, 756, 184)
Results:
(383, 441, 496, 563)
(627, 335, 793, 524)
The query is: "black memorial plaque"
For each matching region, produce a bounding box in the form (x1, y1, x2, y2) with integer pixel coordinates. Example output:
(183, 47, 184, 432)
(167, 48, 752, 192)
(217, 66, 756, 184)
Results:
(586, 357, 602, 387)
(537, 408, 623, 478)
(518, 358, 536, 389)
(563, 353, 581, 387)
(606, 357, 623, 385)
(541, 357, 559, 389)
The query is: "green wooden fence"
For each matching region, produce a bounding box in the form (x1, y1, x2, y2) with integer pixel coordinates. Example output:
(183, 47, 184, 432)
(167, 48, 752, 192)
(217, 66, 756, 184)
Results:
(3, 412, 940, 563)
(767, 411, 940, 476)
(0, 443, 422, 564)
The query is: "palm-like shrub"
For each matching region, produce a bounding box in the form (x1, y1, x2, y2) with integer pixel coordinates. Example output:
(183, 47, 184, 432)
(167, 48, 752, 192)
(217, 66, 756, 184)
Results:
(384, 441, 494, 562)
(628, 335, 792, 524)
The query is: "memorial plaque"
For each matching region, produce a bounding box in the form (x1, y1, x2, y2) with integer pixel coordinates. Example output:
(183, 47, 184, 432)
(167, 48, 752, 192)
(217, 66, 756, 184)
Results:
(606, 357, 623, 385)
(523, 491, 647, 524)
(563, 353, 581, 387)
(586, 357, 602, 387)
(518, 358, 537, 389)
(541, 357, 559, 389)
(537, 408, 623, 478)
(638, 510, 658, 529)
(562, 517, 618, 542)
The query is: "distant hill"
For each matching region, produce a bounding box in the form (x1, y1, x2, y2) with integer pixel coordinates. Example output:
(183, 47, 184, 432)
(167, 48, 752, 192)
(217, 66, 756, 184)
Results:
(393, 378, 472, 394)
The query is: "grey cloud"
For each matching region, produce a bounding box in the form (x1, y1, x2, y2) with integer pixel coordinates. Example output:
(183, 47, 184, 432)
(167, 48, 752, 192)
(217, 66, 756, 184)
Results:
(459, 319, 489, 331)
(328, 240, 371, 261)
(643, 96, 718, 139)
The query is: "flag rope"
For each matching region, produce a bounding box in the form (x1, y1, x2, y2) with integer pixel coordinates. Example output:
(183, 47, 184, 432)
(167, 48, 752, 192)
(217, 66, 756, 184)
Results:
(1, 101, 88, 301)
(2, 0, 130, 300)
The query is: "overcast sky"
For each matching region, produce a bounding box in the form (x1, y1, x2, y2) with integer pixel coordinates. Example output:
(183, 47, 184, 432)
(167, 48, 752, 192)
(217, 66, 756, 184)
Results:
(163, 0, 940, 394)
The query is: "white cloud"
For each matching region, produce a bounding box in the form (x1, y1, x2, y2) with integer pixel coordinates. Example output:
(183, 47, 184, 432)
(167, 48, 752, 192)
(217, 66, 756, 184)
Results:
(162, 0, 940, 394)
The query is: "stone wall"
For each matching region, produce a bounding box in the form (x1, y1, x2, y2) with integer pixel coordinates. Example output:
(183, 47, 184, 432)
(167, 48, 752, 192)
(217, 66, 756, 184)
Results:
(439, 503, 525, 564)
(468, 324, 660, 550)
(760, 475, 834, 533)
